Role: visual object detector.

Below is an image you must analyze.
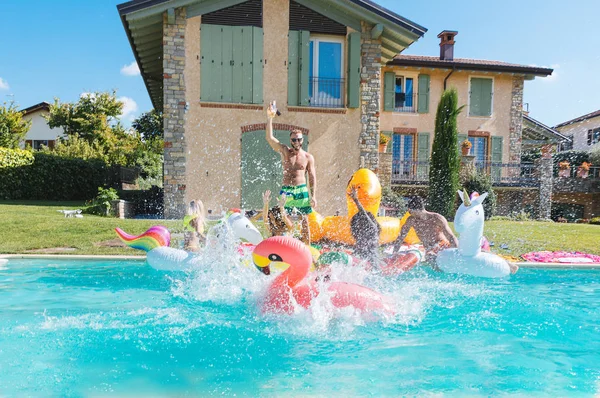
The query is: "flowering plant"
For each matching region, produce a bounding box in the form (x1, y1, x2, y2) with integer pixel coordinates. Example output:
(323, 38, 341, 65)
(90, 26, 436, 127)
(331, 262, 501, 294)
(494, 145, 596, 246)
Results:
(461, 139, 472, 149)
(559, 161, 570, 170)
(379, 134, 390, 145)
(580, 162, 591, 171)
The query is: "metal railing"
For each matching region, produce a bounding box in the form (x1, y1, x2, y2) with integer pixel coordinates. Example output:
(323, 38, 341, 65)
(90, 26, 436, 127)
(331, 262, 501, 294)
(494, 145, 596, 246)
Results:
(555, 166, 600, 179)
(393, 92, 417, 113)
(308, 77, 345, 108)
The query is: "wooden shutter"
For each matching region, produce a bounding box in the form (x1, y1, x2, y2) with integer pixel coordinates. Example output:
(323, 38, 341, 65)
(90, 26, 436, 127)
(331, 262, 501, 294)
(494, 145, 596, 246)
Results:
(384, 72, 395, 111)
(417, 74, 430, 113)
(221, 26, 234, 103)
(48, 140, 55, 149)
(417, 132, 430, 178)
(480, 79, 493, 116)
(469, 78, 481, 116)
(588, 129, 593, 145)
(241, 26, 253, 103)
(491, 136, 503, 182)
(287, 31, 300, 106)
(251, 26, 263, 104)
(200, 24, 216, 101)
(347, 32, 361, 108)
(298, 30, 310, 106)
(232, 26, 244, 103)
(470, 78, 493, 116)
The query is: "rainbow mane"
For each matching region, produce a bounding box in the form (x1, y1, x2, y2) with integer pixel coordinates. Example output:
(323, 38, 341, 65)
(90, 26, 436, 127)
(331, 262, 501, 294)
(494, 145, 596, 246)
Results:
(115, 225, 171, 252)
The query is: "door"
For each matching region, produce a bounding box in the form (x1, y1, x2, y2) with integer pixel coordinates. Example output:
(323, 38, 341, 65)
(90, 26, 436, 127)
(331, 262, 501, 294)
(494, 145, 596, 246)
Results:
(241, 130, 309, 209)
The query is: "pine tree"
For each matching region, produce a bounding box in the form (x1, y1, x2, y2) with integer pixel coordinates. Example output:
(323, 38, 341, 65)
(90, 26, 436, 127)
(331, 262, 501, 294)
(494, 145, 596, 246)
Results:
(428, 88, 464, 219)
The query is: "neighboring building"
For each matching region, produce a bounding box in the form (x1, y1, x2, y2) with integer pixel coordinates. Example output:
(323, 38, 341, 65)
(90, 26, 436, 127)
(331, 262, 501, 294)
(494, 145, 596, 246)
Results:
(554, 110, 600, 152)
(20, 102, 64, 150)
(117, 0, 556, 218)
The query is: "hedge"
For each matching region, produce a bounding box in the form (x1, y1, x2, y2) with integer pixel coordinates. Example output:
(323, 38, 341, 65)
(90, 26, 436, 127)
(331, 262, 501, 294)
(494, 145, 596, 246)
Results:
(552, 150, 589, 176)
(0, 151, 120, 200)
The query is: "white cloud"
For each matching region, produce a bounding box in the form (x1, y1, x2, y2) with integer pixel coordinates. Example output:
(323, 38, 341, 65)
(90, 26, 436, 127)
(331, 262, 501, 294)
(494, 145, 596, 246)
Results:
(120, 61, 141, 77)
(0, 77, 9, 90)
(118, 96, 138, 119)
(542, 64, 560, 83)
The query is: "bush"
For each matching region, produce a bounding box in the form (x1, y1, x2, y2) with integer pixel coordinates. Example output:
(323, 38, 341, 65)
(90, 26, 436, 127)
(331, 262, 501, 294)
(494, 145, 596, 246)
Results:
(41, 134, 105, 162)
(0, 147, 34, 168)
(462, 173, 496, 219)
(590, 217, 600, 225)
(589, 148, 600, 166)
(553, 150, 589, 175)
(83, 187, 119, 216)
(381, 186, 407, 215)
(0, 152, 119, 200)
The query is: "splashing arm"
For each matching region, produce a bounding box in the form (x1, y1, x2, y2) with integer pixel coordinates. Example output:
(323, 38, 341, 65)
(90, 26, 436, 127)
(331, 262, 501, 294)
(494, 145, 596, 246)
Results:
(278, 194, 294, 231)
(266, 101, 286, 153)
(392, 217, 414, 253)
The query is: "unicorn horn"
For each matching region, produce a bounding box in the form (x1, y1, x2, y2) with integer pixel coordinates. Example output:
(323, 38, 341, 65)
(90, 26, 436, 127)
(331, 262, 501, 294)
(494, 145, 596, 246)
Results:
(462, 189, 471, 206)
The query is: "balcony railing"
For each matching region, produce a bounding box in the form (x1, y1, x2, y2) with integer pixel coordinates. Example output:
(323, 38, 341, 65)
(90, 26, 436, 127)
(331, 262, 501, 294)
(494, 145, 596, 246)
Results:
(555, 166, 600, 179)
(391, 160, 540, 186)
(308, 77, 345, 108)
(393, 93, 417, 113)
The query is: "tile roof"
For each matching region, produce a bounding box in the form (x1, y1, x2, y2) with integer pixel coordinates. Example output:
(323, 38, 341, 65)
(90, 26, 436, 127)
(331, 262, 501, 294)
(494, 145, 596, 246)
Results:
(554, 109, 600, 129)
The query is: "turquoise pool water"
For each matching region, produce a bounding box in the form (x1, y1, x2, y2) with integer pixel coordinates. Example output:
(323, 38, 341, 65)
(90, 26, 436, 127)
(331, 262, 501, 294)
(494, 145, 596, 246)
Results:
(1, 257, 599, 396)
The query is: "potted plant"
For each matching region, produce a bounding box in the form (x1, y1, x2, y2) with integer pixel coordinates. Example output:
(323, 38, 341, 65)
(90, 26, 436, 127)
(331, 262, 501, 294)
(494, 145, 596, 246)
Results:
(558, 160, 571, 178)
(379, 134, 390, 153)
(577, 162, 591, 178)
(461, 139, 472, 156)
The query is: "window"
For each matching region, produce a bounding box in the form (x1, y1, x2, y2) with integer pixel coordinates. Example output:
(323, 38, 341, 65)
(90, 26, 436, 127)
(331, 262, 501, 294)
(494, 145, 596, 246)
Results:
(469, 136, 488, 167)
(469, 77, 493, 117)
(392, 134, 414, 177)
(308, 37, 344, 108)
(393, 77, 414, 112)
(33, 140, 49, 150)
(588, 128, 600, 146)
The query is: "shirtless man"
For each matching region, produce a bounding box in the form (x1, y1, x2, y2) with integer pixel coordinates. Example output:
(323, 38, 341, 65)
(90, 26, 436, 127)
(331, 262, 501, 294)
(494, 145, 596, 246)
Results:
(265, 101, 316, 243)
(392, 196, 458, 262)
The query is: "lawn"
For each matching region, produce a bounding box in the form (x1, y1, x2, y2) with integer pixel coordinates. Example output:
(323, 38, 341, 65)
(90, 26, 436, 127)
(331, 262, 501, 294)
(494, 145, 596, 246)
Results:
(0, 201, 598, 257)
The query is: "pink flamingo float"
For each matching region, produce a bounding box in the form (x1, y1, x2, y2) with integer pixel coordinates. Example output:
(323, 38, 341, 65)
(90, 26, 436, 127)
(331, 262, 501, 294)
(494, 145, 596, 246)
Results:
(252, 236, 395, 315)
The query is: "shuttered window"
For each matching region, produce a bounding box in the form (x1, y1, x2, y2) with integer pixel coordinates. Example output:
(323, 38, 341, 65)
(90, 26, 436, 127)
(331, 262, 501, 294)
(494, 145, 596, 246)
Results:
(469, 77, 493, 117)
(491, 136, 503, 182)
(200, 24, 263, 104)
(416, 132, 429, 178)
(417, 74, 430, 113)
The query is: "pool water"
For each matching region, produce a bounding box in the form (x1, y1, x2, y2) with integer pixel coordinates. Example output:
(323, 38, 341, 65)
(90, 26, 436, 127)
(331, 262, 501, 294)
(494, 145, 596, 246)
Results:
(1, 256, 599, 396)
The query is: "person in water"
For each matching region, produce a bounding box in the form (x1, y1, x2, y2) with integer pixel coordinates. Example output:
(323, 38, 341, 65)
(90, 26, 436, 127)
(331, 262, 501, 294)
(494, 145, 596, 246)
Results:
(392, 196, 458, 262)
(183, 199, 206, 252)
(262, 190, 309, 245)
(265, 101, 316, 244)
(348, 186, 381, 264)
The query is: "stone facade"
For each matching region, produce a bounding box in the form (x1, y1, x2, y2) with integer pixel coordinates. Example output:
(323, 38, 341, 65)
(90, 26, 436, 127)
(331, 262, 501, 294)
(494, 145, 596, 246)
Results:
(508, 77, 524, 164)
(359, 21, 382, 172)
(163, 7, 187, 219)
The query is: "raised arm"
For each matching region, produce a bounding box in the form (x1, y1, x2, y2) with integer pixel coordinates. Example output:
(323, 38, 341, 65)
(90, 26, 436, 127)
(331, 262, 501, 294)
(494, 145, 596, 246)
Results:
(266, 101, 286, 153)
(307, 154, 317, 208)
(262, 190, 271, 235)
(392, 216, 414, 253)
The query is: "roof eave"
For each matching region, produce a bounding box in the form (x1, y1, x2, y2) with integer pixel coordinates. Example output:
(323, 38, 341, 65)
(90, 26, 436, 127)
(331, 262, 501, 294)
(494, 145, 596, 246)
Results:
(387, 59, 554, 77)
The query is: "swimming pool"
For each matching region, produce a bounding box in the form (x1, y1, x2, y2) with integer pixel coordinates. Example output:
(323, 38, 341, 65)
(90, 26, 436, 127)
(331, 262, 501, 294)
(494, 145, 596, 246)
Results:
(1, 257, 598, 396)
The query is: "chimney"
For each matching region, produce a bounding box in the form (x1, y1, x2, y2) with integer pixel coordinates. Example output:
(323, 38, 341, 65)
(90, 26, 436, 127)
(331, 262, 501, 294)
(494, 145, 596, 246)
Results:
(438, 30, 458, 61)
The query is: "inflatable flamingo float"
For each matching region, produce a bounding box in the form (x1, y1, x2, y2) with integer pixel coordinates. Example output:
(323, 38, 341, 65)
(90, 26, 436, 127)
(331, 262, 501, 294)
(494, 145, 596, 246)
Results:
(436, 190, 511, 278)
(252, 236, 395, 315)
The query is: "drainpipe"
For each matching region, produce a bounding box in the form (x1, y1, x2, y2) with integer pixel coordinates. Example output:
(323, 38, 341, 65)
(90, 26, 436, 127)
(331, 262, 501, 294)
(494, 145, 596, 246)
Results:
(444, 65, 456, 90)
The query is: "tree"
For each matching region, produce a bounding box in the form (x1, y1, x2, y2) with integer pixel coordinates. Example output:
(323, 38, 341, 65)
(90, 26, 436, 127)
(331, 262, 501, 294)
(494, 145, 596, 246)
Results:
(0, 102, 31, 149)
(428, 88, 464, 219)
(132, 109, 163, 142)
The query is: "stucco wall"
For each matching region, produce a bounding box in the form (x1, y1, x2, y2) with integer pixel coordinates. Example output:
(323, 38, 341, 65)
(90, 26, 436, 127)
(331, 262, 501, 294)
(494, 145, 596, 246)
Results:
(379, 69, 516, 163)
(23, 110, 64, 141)
(555, 115, 600, 152)
(183, 0, 361, 215)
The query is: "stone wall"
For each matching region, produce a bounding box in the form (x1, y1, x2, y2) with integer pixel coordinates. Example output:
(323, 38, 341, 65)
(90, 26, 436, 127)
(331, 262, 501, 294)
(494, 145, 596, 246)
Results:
(359, 21, 382, 172)
(508, 76, 524, 164)
(163, 7, 187, 219)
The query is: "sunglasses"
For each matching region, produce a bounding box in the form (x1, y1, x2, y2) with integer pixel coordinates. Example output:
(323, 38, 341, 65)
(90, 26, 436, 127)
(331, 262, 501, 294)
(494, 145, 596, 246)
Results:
(291, 138, 303, 142)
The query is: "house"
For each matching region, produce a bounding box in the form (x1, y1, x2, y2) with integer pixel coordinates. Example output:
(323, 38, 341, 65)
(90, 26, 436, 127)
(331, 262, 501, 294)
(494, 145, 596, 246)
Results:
(554, 110, 600, 152)
(117, 0, 554, 219)
(20, 102, 64, 150)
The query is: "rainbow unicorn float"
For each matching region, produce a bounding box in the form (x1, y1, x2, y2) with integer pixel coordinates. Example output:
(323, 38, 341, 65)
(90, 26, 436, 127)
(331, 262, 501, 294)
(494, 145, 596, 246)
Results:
(116, 210, 263, 271)
(436, 190, 511, 278)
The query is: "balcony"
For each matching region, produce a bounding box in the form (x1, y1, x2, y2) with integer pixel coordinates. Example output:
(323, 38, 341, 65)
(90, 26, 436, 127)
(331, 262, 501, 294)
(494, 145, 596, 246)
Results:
(393, 92, 417, 113)
(308, 77, 345, 108)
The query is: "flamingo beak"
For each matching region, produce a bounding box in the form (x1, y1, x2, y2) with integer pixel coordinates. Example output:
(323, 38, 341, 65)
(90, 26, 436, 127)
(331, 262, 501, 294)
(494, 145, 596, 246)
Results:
(252, 253, 271, 275)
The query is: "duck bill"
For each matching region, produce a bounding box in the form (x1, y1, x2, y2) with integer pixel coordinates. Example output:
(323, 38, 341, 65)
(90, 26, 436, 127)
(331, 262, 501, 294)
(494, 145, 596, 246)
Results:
(252, 253, 272, 275)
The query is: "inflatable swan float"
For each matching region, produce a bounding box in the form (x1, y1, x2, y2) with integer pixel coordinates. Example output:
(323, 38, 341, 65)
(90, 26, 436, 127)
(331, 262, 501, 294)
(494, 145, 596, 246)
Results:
(253, 236, 395, 315)
(116, 210, 263, 271)
(436, 190, 511, 278)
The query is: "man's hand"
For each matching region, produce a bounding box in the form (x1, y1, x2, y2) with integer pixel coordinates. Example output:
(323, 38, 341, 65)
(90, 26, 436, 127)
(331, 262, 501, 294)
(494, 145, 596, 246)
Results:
(267, 101, 277, 119)
(310, 196, 317, 209)
(262, 190, 271, 206)
(277, 193, 287, 209)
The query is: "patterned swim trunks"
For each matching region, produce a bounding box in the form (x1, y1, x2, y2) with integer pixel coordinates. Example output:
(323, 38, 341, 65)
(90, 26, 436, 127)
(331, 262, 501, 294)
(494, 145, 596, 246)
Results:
(280, 184, 313, 215)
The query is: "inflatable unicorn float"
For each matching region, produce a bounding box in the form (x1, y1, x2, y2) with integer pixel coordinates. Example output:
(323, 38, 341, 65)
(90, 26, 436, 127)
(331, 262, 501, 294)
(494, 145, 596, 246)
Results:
(116, 209, 263, 271)
(436, 190, 511, 278)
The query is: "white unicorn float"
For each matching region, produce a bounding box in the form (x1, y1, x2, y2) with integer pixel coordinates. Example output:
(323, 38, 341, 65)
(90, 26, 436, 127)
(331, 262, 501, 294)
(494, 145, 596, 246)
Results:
(116, 209, 263, 271)
(436, 190, 511, 278)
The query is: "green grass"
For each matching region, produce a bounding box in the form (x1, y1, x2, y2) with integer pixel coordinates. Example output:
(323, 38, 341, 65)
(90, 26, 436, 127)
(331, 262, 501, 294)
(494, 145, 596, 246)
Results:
(1, 202, 598, 257)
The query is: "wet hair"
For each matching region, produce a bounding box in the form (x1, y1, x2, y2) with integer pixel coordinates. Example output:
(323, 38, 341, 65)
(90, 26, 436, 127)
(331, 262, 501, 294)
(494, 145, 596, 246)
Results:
(408, 196, 425, 211)
(267, 206, 287, 235)
(290, 129, 303, 137)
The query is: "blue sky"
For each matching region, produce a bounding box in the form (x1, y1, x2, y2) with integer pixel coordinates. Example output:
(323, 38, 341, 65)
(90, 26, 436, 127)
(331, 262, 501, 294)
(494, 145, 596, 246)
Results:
(0, 0, 598, 126)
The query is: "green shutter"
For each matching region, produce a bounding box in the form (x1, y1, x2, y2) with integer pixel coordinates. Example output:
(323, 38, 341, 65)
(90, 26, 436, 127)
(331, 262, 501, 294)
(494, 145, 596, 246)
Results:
(287, 31, 299, 106)
(417, 74, 430, 113)
(470, 78, 493, 116)
(241, 27, 253, 103)
(252, 26, 263, 104)
(298, 30, 310, 106)
(232, 26, 244, 103)
(457, 133, 467, 154)
(212, 26, 223, 101)
(491, 136, 503, 182)
(200, 24, 215, 101)
(221, 26, 233, 103)
(417, 132, 430, 178)
(347, 32, 361, 108)
(384, 72, 395, 111)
